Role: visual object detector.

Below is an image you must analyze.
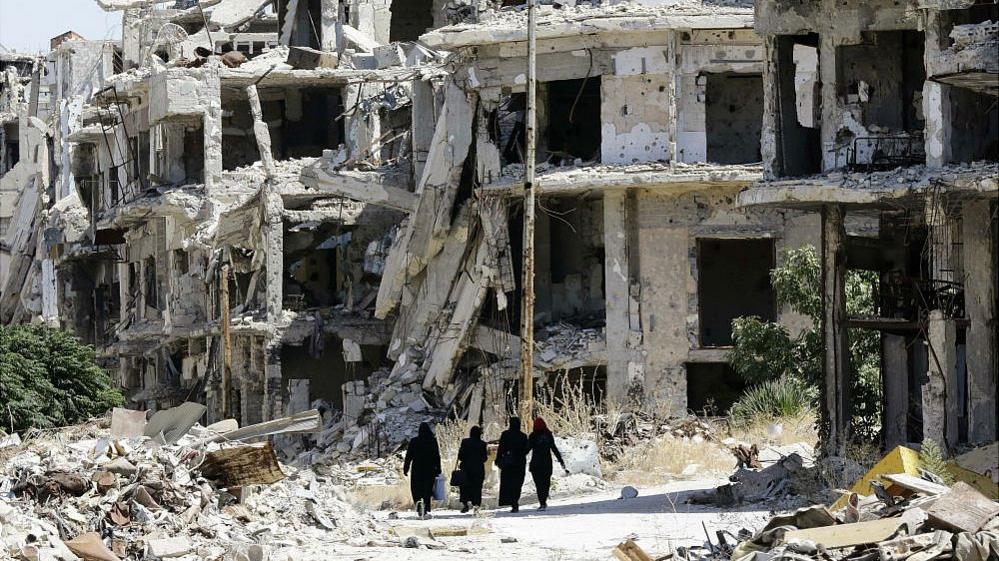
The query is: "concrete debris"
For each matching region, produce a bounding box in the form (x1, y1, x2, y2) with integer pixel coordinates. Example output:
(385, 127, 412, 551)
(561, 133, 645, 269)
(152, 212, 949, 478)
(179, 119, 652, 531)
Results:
(692, 476, 999, 561)
(0, 417, 394, 561)
(0, 0, 996, 517)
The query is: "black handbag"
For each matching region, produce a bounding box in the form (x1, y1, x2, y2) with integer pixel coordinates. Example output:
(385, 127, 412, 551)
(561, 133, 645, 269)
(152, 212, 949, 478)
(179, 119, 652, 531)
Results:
(449, 457, 465, 488)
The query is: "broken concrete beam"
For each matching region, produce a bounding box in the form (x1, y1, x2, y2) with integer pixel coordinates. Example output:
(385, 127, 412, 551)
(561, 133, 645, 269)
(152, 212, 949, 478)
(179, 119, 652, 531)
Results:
(200, 442, 286, 488)
(286, 46, 340, 70)
(470, 325, 520, 359)
(387, 203, 473, 355)
(207, 409, 322, 443)
(300, 165, 417, 212)
(423, 235, 492, 389)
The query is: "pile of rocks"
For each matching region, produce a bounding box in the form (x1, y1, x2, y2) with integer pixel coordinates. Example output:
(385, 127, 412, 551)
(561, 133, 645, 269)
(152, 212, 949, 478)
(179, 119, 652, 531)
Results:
(298, 366, 444, 466)
(0, 414, 393, 561)
(713, 478, 999, 561)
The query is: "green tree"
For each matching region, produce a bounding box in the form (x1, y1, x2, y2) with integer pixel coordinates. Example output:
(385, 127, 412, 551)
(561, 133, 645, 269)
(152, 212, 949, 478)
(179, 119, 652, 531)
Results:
(728, 246, 882, 438)
(0, 324, 123, 432)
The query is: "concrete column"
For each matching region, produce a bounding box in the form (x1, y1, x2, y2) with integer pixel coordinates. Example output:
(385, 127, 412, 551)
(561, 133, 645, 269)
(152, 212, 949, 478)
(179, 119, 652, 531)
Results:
(760, 36, 780, 180)
(604, 189, 631, 403)
(962, 200, 997, 442)
(818, 34, 838, 172)
(923, 309, 958, 451)
(202, 64, 223, 196)
(535, 207, 552, 318)
(924, 82, 952, 168)
(262, 341, 283, 422)
(320, 0, 338, 51)
(923, 9, 952, 168)
(821, 204, 849, 456)
(882, 334, 908, 450)
(410, 80, 435, 185)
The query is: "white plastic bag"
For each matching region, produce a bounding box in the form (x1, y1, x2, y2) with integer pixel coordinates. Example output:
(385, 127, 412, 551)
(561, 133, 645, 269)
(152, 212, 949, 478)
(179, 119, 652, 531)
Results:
(432, 474, 446, 501)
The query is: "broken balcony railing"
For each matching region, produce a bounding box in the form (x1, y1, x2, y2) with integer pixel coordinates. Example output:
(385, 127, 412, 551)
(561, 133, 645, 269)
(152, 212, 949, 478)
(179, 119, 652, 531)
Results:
(847, 135, 926, 171)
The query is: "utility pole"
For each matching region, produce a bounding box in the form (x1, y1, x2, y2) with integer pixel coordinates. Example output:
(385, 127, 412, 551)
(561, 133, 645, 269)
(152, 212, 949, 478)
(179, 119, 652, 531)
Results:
(519, 0, 538, 426)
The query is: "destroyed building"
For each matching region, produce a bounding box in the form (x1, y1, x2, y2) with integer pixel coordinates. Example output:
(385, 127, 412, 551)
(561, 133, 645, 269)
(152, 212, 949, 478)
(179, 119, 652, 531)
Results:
(1, 0, 996, 461)
(738, 0, 998, 454)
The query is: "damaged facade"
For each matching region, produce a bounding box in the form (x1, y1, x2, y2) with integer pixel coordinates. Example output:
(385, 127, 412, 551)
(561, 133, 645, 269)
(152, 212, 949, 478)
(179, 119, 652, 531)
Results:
(739, 0, 998, 453)
(1, 0, 995, 459)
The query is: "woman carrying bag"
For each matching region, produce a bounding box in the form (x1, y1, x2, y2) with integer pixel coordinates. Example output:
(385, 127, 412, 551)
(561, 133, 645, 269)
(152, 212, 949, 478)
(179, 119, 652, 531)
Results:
(403, 422, 442, 518)
(455, 425, 488, 513)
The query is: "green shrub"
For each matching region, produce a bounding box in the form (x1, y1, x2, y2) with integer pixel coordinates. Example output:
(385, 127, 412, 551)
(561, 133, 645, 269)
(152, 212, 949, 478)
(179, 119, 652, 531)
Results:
(729, 375, 818, 426)
(0, 324, 123, 432)
(919, 439, 955, 485)
(727, 246, 882, 439)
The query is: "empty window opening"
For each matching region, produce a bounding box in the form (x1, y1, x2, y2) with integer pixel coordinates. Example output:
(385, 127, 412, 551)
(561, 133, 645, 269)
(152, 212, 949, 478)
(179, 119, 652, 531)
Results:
(183, 126, 204, 183)
(775, 34, 822, 177)
(283, 223, 346, 309)
(838, 31, 926, 170)
(539, 366, 608, 408)
(542, 197, 605, 325)
(686, 363, 746, 414)
(281, 337, 386, 409)
(697, 238, 776, 347)
(544, 77, 602, 164)
(389, 0, 434, 41)
(379, 106, 412, 164)
(947, 86, 999, 163)
(222, 87, 345, 170)
(705, 73, 764, 164)
(495, 93, 527, 165)
(143, 256, 159, 312)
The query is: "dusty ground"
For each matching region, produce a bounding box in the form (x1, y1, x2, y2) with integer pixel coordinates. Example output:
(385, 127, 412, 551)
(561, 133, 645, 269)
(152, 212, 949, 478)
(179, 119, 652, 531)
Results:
(320, 479, 773, 560)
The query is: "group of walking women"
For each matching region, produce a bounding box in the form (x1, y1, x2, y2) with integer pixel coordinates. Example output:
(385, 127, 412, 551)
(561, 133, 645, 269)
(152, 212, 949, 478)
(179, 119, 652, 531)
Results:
(402, 417, 567, 517)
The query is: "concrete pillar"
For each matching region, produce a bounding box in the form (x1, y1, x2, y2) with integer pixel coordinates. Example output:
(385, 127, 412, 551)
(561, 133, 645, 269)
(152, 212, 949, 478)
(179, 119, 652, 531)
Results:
(202, 64, 223, 196)
(962, 200, 997, 442)
(821, 204, 849, 456)
(923, 9, 951, 168)
(262, 341, 283, 422)
(535, 207, 552, 319)
(882, 334, 909, 450)
(818, 34, 839, 172)
(410, 80, 436, 185)
(760, 36, 779, 180)
(923, 309, 958, 451)
(320, 0, 338, 51)
(924, 82, 952, 168)
(344, 83, 381, 164)
(604, 189, 631, 403)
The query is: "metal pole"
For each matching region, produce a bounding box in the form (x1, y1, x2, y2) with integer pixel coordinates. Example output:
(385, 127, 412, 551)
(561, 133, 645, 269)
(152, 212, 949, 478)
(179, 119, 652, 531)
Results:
(519, 0, 538, 426)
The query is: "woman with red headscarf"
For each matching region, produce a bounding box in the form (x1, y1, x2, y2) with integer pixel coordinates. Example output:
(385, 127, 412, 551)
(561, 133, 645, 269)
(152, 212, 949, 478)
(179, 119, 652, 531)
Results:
(527, 417, 567, 511)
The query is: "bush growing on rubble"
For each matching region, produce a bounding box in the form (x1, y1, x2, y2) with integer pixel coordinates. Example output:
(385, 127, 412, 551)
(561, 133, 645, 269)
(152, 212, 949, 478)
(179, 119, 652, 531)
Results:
(728, 246, 882, 438)
(729, 375, 819, 426)
(0, 324, 123, 432)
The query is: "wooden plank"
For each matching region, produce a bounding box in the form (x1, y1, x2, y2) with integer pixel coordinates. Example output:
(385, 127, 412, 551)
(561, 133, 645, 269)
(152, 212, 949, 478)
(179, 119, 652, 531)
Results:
(923, 481, 999, 533)
(881, 473, 951, 496)
(783, 516, 920, 549)
(200, 442, 286, 488)
(612, 540, 653, 561)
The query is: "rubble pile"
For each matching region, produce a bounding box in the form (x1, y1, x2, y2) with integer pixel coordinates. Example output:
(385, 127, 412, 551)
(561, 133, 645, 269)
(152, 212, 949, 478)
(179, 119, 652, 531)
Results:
(536, 321, 605, 364)
(596, 411, 717, 462)
(0, 413, 394, 561)
(300, 367, 444, 465)
(714, 478, 999, 561)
